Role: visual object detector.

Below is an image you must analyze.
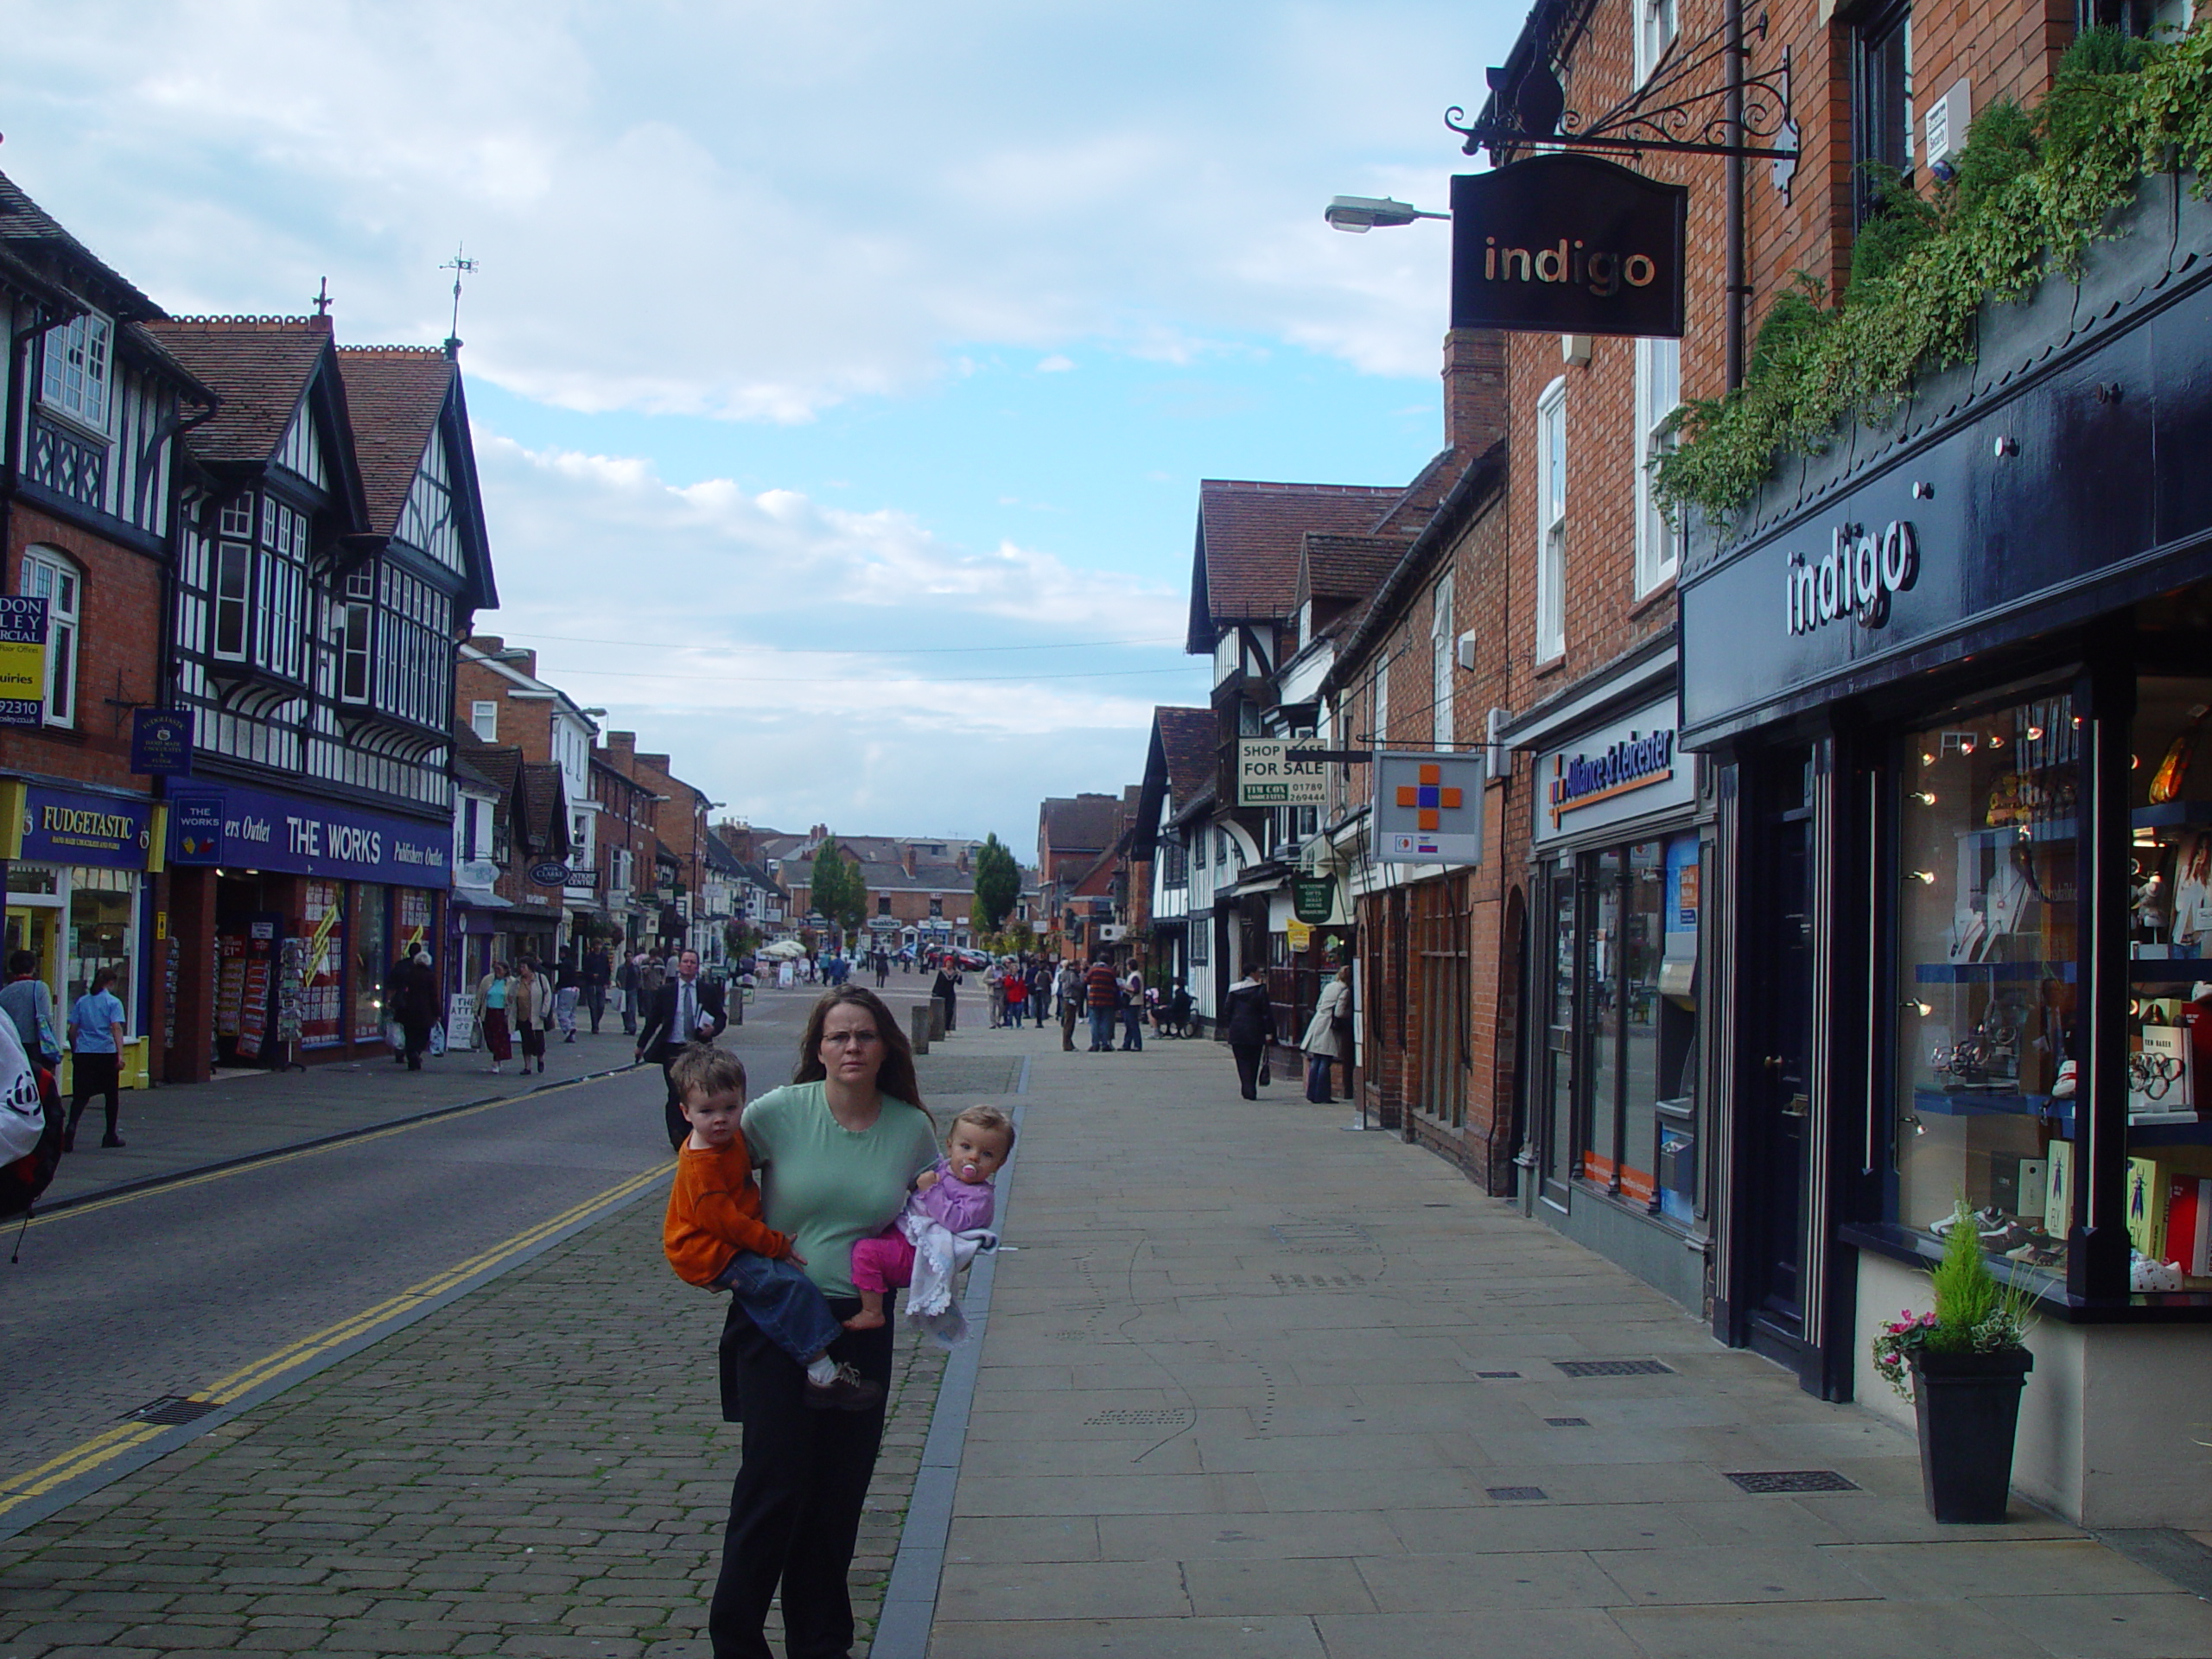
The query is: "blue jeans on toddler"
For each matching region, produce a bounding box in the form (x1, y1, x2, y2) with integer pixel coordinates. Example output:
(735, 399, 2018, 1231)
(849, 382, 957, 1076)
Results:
(713, 1251, 844, 1365)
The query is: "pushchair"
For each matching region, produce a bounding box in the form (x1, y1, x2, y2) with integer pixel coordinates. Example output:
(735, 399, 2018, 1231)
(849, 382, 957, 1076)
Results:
(1155, 986, 1195, 1039)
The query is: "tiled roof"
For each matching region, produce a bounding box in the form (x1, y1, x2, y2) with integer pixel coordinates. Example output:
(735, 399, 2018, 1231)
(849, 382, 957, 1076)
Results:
(1039, 794, 1124, 855)
(1299, 534, 1408, 607)
(144, 316, 337, 467)
(0, 168, 162, 319)
(456, 730, 521, 804)
(517, 762, 569, 857)
(702, 833, 744, 874)
(337, 346, 451, 536)
(1154, 708, 1216, 814)
(1191, 480, 1408, 641)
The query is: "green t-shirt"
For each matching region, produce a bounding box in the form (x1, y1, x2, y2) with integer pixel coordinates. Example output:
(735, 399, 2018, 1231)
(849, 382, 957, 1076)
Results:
(741, 1081, 938, 1299)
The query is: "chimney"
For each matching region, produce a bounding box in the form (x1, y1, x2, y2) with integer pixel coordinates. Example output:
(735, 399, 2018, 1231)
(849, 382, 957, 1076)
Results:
(471, 634, 505, 655)
(1442, 328, 1507, 457)
(902, 843, 917, 877)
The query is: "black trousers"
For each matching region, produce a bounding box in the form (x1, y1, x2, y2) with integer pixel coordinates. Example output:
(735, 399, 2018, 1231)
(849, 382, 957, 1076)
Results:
(662, 1057, 687, 1151)
(710, 1296, 893, 1659)
(585, 985, 607, 1031)
(1231, 1041, 1265, 1099)
(67, 1052, 121, 1138)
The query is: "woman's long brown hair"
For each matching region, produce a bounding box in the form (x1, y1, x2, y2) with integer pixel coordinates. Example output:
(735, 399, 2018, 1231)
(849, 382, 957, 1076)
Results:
(794, 986, 930, 1123)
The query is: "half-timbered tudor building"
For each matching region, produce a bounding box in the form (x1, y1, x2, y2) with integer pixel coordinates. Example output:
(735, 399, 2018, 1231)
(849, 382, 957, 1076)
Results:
(146, 315, 495, 1077)
(0, 169, 214, 1096)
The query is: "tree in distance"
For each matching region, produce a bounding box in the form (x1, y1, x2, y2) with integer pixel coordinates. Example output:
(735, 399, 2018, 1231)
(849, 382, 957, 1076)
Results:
(974, 833, 1020, 932)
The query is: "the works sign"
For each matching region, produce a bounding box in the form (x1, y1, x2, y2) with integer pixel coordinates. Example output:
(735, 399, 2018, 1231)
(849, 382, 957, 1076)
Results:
(1451, 154, 1687, 338)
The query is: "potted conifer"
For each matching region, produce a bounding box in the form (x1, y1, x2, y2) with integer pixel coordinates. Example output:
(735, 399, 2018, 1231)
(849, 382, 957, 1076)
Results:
(1871, 1204, 2037, 1522)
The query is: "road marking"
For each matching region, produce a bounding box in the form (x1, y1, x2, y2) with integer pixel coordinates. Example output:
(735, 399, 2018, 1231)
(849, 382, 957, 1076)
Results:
(0, 1160, 671, 1520)
(28, 1069, 639, 1229)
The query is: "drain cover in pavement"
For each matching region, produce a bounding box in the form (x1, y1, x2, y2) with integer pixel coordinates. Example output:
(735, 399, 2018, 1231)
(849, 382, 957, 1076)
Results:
(1545, 1417, 1592, 1427)
(124, 1395, 222, 1426)
(1726, 1469, 1861, 1494)
(1474, 1370, 1523, 1379)
(1486, 1486, 1548, 1501)
(1554, 1358, 1675, 1377)
(1084, 1409, 1192, 1427)
(1269, 1220, 1376, 1255)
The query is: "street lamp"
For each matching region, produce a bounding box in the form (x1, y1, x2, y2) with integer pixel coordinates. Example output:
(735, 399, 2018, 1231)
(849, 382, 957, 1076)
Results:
(1325, 194, 1448, 233)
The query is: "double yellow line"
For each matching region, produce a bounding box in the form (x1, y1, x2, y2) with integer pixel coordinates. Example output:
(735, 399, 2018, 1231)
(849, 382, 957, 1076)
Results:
(0, 1160, 670, 1522)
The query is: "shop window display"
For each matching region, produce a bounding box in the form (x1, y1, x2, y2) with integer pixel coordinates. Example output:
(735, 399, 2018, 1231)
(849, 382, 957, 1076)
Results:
(1893, 690, 2077, 1289)
(2119, 676, 2212, 1293)
(67, 869, 134, 1021)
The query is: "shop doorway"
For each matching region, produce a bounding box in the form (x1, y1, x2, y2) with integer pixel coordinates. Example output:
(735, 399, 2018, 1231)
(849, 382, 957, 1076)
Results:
(1740, 747, 1817, 1351)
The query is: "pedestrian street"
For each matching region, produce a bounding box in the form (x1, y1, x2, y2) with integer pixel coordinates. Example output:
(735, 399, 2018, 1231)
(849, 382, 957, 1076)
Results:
(3, 1009, 2210, 1657)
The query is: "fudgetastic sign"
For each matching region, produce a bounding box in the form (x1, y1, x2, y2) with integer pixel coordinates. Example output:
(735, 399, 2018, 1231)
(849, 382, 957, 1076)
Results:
(1451, 154, 1687, 339)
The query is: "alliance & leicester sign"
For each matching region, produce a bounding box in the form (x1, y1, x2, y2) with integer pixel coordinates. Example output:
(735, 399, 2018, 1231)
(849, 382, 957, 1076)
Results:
(1451, 154, 1687, 338)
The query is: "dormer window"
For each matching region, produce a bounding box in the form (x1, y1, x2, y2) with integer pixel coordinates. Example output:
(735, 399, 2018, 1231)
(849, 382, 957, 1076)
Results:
(41, 310, 112, 431)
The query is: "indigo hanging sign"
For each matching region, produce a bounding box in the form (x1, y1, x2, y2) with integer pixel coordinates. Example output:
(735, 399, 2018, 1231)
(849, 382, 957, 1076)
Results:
(1450, 155, 1687, 338)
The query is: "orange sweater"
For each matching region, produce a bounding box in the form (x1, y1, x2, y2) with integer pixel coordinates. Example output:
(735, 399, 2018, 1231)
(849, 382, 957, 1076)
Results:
(663, 1139, 793, 1287)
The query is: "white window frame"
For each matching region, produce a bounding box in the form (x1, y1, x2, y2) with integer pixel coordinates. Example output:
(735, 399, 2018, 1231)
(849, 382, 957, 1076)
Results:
(21, 548, 80, 728)
(471, 701, 498, 742)
(1634, 0, 1679, 87)
(1634, 337, 1682, 597)
(1535, 376, 1568, 663)
(41, 309, 113, 433)
(1430, 572, 1455, 749)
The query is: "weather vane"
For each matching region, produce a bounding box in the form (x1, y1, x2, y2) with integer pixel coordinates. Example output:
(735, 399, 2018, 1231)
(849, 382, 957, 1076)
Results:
(440, 245, 479, 347)
(312, 276, 332, 318)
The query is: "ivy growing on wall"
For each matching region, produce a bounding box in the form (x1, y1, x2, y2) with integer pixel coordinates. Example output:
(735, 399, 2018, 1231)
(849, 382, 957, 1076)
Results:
(1654, 22, 2212, 526)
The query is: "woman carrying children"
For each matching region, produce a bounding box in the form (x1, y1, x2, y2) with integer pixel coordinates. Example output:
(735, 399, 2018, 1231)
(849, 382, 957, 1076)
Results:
(710, 986, 938, 1659)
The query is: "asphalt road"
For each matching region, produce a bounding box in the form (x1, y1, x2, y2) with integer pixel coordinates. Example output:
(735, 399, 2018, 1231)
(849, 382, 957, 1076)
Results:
(0, 983, 861, 1491)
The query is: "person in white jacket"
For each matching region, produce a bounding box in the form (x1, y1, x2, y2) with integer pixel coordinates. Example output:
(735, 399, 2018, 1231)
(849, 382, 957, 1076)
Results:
(1300, 965, 1353, 1103)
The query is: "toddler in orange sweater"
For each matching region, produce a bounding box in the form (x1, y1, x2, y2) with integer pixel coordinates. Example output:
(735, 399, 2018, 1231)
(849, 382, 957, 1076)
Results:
(661, 1045, 878, 1410)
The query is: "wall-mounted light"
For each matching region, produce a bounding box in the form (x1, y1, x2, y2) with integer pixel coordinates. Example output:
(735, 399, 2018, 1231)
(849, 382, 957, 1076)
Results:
(1920, 751, 1937, 767)
(1911, 791, 1938, 805)
(1902, 999, 1933, 1016)
(2025, 725, 2044, 741)
(1910, 869, 1937, 885)
(1324, 195, 1448, 233)
(1994, 435, 2019, 457)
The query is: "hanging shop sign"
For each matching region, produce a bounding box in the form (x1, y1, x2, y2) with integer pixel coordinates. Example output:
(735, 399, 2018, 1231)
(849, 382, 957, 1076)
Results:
(129, 709, 194, 775)
(1534, 699, 1695, 845)
(1292, 875, 1338, 925)
(166, 782, 450, 885)
(1372, 752, 1487, 863)
(1451, 154, 1687, 338)
(529, 860, 573, 887)
(1236, 738, 1327, 807)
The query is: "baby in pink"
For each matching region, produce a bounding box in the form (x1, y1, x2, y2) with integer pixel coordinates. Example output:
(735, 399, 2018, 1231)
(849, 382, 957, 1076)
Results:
(846, 1104, 1012, 1332)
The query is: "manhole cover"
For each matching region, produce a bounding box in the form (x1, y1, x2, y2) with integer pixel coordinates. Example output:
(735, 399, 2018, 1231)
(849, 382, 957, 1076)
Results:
(1554, 1358, 1675, 1378)
(1269, 1272, 1369, 1290)
(1545, 1417, 1592, 1427)
(124, 1395, 221, 1427)
(1726, 1469, 1861, 1494)
(1486, 1485, 1548, 1501)
(1084, 1409, 1192, 1427)
(1269, 1221, 1376, 1255)
(1474, 1370, 1523, 1379)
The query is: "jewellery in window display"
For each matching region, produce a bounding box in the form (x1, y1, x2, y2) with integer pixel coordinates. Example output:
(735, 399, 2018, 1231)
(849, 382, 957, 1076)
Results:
(2127, 1051, 2183, 1100)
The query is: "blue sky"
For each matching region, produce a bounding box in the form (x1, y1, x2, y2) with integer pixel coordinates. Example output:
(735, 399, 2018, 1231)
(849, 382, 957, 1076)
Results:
(0, 0, 1520, 851)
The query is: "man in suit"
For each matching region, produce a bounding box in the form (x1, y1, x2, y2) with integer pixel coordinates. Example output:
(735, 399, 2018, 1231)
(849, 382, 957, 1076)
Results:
(637, 948, 728, 1150)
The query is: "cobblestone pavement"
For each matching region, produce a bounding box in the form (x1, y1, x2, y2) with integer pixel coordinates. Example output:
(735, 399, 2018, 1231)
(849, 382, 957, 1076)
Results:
(0, 1197, 950, 1658)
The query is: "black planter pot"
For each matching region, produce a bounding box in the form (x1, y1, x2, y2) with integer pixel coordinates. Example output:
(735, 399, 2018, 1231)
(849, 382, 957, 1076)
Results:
(1910, 1347, 2034, 1522)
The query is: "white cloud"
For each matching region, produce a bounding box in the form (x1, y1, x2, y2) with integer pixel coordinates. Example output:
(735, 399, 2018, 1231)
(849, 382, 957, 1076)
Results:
(467, 429, 1203, 841)
(0, 0, 1503, 416)
(1036, 354, 1077, 373)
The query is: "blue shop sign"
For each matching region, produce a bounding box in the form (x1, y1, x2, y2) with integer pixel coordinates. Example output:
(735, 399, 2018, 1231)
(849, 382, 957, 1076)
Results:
(166, 783, 450, 885)
(20, 785, 156, 870)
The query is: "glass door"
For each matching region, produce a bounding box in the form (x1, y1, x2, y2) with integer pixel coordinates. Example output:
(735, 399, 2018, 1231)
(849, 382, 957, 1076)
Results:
(1541, 863, 1576, 1205)
(1745, 748, 1816, 1334)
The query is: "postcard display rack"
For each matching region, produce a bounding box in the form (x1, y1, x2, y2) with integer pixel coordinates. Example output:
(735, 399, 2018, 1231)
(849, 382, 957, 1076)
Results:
(1896, 686, 2212, 1296)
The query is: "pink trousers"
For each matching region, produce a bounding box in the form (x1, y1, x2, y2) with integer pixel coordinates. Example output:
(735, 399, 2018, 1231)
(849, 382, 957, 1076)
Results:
(850, 1228, 917, 1294)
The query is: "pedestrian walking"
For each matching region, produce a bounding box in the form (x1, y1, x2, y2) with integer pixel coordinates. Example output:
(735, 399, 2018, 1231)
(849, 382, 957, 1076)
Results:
(397, 950, 436, 1071)
(984, 961, 1006, 1027)
(642, 951, 668, 1006)
(617, 951, 642, 1036)
(705, 988, 938, 1659)
(475, 960, 514, 1072)
(583, 944, 611, 1033)
(1084, 957, 1118, 1052)
(1056, 959, 1081, 1051)
(1031, 959, 1052, 1027)
(555, 955, 582, 1044)
(1300, 965, 1352, 1103)
(0, 950, 60, 1070)
(62, 967, 127, 1150)
(1002, 964, 1028, 1028)
(513, 959, 554, 1075)
(1223, 967, 1272, 1099)
(1119, 965, 1145, 1052)
(931, 960, 959, 1033)
(637, 947, 728, 1151)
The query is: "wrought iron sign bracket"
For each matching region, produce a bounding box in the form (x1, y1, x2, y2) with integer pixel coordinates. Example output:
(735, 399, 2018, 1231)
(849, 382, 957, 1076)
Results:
(1448, 11, 1799, 165)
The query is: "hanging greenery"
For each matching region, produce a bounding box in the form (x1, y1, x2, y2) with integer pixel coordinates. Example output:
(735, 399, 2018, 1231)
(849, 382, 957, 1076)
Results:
(1656, 22, 2212, 526)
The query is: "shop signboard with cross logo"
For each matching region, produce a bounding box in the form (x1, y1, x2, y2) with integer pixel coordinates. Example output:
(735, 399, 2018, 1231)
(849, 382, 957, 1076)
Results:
(1372, 752, 1486, 863)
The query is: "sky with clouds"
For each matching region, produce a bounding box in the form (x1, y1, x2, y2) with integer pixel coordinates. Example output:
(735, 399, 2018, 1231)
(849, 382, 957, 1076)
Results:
(0, 0, 1519, 853)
